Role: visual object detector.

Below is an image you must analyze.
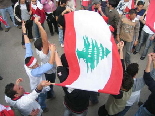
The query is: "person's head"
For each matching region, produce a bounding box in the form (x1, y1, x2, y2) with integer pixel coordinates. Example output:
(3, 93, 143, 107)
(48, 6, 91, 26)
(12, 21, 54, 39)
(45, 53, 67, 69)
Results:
(25, 56, 39, 69)
(5, 83, 25, 99)
(126, 63, 139, 77)
(107, 0, 117, 8)
(93, 0, 101, 8)
(136, 1, 144, 12)
(121, 72, 133, 91)
(31, 0, 37, 5)
(19, 0, 26, 4)
(60, 0, 67, 6)
(34, 39, 43, 51)
(128, 9, 137, 20)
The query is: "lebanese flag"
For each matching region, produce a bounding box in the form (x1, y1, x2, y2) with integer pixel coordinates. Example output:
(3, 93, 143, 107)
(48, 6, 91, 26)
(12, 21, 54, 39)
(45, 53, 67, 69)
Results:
(56, 11, 123, 95)
(0, 16, 7, 25)
(146, 0, 155, 33)
(81, 0, 90, 7)
(0, 104, 15, 116)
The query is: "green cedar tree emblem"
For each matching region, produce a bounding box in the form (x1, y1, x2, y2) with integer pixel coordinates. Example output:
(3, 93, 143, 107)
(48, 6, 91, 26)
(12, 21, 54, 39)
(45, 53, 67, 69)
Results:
(76, 36, 111, 72)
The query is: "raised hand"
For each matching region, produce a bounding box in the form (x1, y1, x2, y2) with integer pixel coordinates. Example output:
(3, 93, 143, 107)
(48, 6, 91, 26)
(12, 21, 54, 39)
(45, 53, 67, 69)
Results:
(16, 78, 23, 85)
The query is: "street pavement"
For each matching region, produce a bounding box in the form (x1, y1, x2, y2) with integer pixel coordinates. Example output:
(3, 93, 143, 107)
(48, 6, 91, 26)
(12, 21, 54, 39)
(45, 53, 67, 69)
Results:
(0, 1, 153, 116)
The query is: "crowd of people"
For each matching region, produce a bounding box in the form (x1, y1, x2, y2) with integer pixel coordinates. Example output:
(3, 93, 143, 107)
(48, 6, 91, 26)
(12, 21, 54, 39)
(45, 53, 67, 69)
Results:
(0, 0, 155, 116)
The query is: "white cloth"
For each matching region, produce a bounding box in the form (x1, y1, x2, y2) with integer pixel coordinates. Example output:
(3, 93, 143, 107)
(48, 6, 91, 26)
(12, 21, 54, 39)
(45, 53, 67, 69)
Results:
(24, 65, 50, 92)
(126, 90, 141, 106)
(5, 91, 43, 116)
(36, 49, 56, 74)
(143, 25, 154, 34)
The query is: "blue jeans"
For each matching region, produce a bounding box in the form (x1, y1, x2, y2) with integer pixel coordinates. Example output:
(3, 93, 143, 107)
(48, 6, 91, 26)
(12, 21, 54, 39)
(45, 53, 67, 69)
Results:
(0, 6, 17, 28)
(58, 27, 64, 44)
(116, 106, 131, 116)
(121, 40, 133, 65)
(135, 30, 153, 57)
(64, 105, 88, 116)
(135, 105, 154, 116)
(37, 92, 47, 110)
(33, 22, 44, 39)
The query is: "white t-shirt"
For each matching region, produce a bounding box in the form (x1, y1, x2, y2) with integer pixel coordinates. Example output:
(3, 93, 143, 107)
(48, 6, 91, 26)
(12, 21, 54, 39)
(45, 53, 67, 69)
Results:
(5, 91, 43, 116)
(36, 49, 56, 74)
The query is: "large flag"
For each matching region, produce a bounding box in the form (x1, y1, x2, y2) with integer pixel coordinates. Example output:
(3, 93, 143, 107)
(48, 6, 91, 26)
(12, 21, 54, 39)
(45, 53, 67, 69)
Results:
(145, 0, 155, 33)
(56, 10, 123, 95)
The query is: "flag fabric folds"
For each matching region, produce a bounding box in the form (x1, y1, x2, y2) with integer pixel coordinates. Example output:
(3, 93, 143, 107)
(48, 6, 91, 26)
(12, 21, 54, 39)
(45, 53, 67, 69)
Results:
(145, 0, 155, 33)
(55, 10, 123, 95)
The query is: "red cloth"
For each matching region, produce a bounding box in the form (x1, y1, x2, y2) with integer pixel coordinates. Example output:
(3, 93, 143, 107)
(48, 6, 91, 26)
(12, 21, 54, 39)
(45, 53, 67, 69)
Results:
(109, 25, 114, 32)
(0, 105, 15, 116)
(102, 16, 109, 23)
(31, 8, 46, 24)
(124, 7, 130, 13)
(146, 0, 155, 33)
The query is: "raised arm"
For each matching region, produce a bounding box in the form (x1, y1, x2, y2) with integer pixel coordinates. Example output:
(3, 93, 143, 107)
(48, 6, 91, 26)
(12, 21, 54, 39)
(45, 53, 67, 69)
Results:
(55, 52, 63, 67)
(22, 22, 33, 58)
(34, 17, 49, 54)
(144, 53, 155, 94)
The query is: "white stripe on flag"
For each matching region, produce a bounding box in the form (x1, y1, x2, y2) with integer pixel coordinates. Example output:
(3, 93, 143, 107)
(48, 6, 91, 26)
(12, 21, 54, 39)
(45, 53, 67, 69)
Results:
(66, 11, 112, 91)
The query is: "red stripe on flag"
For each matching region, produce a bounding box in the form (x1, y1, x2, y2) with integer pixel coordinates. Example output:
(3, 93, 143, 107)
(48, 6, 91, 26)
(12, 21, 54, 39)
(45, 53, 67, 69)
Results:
(82, 1, 90, 7)
(131, 0, 134, 9)
(98, 36, 123, 95)
(146, 0, 155, 33)
(55, 12, 80, 87)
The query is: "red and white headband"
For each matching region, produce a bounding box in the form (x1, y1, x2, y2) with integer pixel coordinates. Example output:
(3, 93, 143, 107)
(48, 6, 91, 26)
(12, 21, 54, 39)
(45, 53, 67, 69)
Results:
(26, 57, 37, 67)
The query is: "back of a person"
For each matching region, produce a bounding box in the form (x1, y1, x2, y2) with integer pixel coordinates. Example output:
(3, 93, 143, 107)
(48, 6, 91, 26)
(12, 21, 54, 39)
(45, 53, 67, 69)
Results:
(105, 88, 132, 115)
(105, 7, 119, 29)
(24, 65, 45, 91)
(64, 88, 90, 113)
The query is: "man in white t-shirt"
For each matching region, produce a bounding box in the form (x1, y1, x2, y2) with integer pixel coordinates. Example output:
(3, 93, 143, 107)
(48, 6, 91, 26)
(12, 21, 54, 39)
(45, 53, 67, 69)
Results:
(34, 17, 56, 99)
(133, 15, 155, 60)
(23, 21, 56, 112)
(5, 78, 52, 116)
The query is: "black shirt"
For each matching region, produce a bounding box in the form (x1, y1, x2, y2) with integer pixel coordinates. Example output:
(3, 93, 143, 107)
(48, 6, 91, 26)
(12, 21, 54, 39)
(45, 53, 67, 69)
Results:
(57, 66, 90, 113)
(55, 6, 66, 17)
(143, 71, 155, 115)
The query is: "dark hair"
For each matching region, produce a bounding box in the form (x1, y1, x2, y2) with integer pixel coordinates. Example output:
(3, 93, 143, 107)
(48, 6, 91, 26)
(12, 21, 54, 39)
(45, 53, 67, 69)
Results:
(60, 0, 67, 4)
(34, 39, 43, 51)
(25, 57, 32, 65)
(108, 0, 117, 8)
(129, 9, 137, 15)
(126, 63, 139, 77)
(5, 83, 17, 99)
(137, 1, 144, 6)
(122, 73, 133, 91)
